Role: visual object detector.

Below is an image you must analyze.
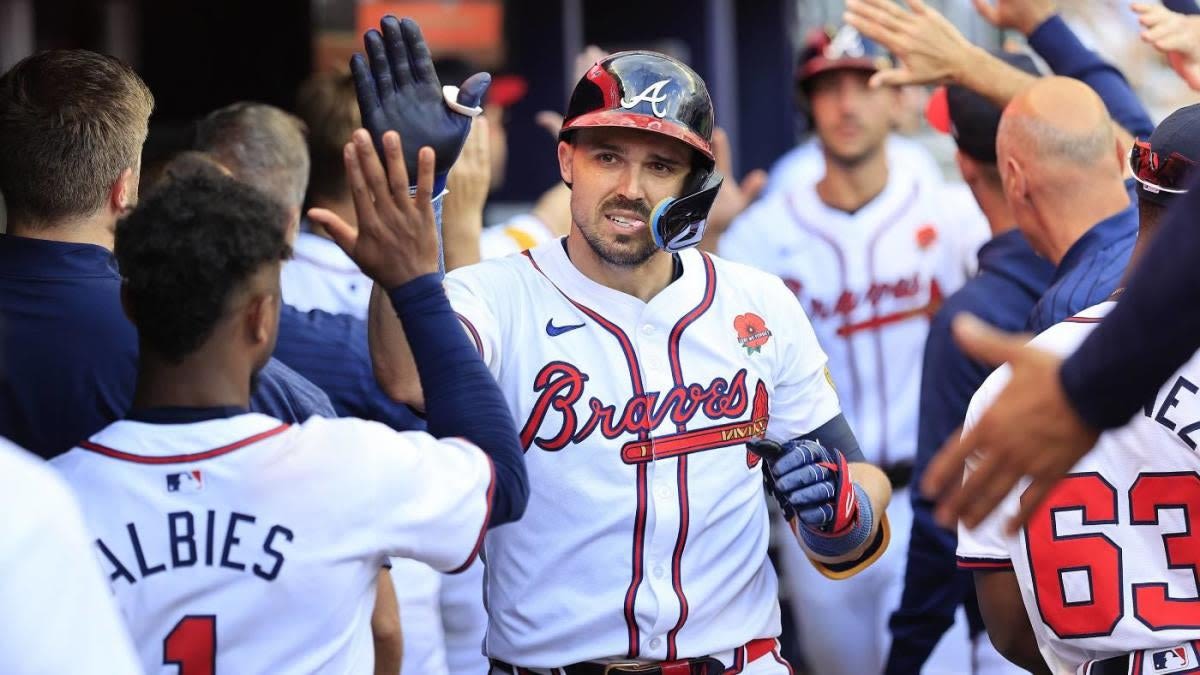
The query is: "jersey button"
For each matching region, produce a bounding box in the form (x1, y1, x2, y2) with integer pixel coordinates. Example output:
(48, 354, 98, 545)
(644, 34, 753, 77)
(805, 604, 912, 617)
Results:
(649, 637, 662, 649)
(641, 324, 655, 335)
(654, 565, 666, 578)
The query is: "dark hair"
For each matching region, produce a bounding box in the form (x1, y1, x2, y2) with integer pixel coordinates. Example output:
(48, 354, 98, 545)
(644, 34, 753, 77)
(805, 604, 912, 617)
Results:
(0, 49, 154, 226)
(194, 102, 309, 212)
(115, 171, 291, 363)
(295, 71, 359, 203)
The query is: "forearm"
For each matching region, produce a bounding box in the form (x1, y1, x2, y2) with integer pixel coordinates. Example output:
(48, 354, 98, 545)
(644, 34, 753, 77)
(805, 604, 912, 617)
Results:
(1164, 0, 1199, 14)
(387, 274, 528, 525)
(372, 570, 403, 675)
(1061, 173, 1200, 429)
(954, 45, 1039, 110)
(369, 283, 425, 408)
(441, 211, 483, 271)
(974, 571, 1051, 674)
(1028, 15, 1154, 139)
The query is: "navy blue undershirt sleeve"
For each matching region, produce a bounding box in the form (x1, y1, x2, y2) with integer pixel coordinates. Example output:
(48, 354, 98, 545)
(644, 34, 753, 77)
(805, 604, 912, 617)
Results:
(800, 413, 865, 463)
(1061, 173, 1200, 429)
(1028, 15, 1155, 139)
(386, 274, 528, 526)
(1164, 0, 1199, 15)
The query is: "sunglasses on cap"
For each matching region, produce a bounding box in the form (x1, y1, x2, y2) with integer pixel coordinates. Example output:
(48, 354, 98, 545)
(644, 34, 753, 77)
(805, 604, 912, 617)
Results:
(1129, 138, 1195, 195)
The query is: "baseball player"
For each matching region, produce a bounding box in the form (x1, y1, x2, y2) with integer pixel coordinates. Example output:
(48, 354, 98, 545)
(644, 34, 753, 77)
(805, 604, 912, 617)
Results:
(321, 17, 893, 673)
(0, 438, 141, 674)
(51, 161, 528, 673)
(956, 101, 1200, 675)
(719, 25, 979, 675)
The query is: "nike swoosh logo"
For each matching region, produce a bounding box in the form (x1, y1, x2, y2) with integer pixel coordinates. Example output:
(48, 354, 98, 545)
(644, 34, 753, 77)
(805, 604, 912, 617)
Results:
(545, 319, 585, 337)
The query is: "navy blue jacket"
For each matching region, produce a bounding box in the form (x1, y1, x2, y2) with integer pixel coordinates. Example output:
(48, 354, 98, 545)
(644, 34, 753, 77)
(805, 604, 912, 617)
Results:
(1027, 204, 1138, 334)
(0, 235, 334, 459)
(273, 304, 423, 431)
(885, 230, 1054, 673)
(1063, 171, 1200, 429)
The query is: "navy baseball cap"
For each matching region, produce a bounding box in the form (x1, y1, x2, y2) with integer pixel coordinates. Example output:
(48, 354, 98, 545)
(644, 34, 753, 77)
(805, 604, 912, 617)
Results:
(925, 51, 1040, 163)
(1131, 102, 1200, 206)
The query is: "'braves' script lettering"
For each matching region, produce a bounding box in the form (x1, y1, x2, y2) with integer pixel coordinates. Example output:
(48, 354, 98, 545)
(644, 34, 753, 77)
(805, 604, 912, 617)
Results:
(520, 363, 750, 451)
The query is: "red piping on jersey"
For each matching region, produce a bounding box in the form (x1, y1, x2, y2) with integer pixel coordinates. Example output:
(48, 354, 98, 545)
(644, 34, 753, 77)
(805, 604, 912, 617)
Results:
(864, 180, 921, 468)
(456, 312, 485, 356)
(771, 644, 796, 674)
(78, 423, 290, 464)
(785, 195, 864, 426)
(450, 450, 496, 574)
(522, 249, 651, 658)
(664, 250, 716, 658)
(1064, 315, 1104, 324)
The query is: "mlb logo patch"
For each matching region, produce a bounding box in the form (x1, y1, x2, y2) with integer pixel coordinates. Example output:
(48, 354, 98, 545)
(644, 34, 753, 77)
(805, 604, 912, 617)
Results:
(1148, 644, 1196, 673)
(166, 470, 203, 493)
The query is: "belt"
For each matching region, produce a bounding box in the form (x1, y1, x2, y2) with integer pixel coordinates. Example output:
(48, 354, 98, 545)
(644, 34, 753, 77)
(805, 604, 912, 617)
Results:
(1084, 641, 1200, 675)
(492, 637, 777, 675)
(883, 460, 913, 489)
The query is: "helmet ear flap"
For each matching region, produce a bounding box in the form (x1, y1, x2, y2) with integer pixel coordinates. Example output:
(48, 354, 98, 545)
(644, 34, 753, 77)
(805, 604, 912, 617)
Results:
(650, 169, 724, 253)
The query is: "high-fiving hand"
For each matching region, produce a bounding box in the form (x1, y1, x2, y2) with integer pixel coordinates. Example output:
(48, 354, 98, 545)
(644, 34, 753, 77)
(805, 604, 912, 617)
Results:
(352, 16, 491, 180)
(844, 0, 979, 87)
(970, 0, 1056, 36)
(308, 129, 440, 290)
(1132, 2, 1200, 92)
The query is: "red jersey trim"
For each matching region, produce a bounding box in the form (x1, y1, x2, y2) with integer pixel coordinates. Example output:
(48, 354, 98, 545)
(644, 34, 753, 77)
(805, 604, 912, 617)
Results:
(449, 445, 496, 574)
(78, 423, 290, 465)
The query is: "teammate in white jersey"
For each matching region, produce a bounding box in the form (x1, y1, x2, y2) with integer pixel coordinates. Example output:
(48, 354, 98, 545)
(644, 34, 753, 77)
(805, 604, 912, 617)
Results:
(0, 438, 142, 674)
(52, 158, 528, 674)
(959, 300, 1200, 675)
(324, 20, 894, 673)
(720, 25, 979, 675)
(957, 101, 1200, 675)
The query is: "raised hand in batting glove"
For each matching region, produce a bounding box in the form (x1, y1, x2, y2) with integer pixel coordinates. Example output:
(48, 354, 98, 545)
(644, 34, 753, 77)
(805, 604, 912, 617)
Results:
(749, 438, 874, 558)
(352, 16, 490, 187)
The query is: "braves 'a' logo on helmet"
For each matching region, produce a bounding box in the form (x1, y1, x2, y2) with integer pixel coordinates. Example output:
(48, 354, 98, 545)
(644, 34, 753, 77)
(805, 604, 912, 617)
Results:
(619, 79, 672, 118)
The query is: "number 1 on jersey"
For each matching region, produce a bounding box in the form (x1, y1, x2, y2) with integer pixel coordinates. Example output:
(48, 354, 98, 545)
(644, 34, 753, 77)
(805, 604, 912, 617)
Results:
(164, 615, 216, 675)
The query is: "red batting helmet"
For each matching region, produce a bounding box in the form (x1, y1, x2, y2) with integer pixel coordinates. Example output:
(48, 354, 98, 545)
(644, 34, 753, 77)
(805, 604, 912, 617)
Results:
(558, 51, 724, 253)
(559, 50, 716, 166)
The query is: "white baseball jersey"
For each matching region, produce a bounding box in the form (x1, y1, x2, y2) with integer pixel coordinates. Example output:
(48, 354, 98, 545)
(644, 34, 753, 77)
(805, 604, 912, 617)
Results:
(282, 229, 373, 319)
(958, 301, 1200, 674)
(446, 239, 841, 667)
(51, 412, 493, 674)
(721, 171, 980, 467)
(0, 438, 142, 674)
(480, 213, 557, 259)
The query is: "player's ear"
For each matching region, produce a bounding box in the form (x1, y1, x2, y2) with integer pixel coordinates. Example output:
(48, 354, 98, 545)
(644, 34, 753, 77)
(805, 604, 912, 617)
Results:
(557, 140, 574, 185)
(110, 167, 136, 215)
(246, 292, 278, 346)
(955, 151, 977, 184)
(1002, 156, 1027, 205)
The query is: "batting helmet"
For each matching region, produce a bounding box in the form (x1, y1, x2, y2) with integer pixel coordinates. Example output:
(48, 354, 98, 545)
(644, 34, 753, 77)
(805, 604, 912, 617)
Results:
(559, 51, 723, 253)
(795, 25, 891, 89)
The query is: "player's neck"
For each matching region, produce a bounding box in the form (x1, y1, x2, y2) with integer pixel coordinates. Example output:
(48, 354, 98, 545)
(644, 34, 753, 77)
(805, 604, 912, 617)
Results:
(973, 185, 1017, 238)
(8, 213, 117, 251)
(564, 229, 675, 303)
(304, 194, 355, 240)
(1034, 187, 1131, 265)
(816, 153, 888, 214)
(131, 345, 254, 412)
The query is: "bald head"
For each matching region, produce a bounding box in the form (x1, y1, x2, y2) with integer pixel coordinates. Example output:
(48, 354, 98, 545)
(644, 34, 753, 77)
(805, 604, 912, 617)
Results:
(996, 76, 1131, 263)
(997, 77, 1118, 179)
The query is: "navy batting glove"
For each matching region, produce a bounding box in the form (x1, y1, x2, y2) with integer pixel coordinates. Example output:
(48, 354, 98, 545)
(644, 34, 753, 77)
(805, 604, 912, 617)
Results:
(351, 16, 491, 186)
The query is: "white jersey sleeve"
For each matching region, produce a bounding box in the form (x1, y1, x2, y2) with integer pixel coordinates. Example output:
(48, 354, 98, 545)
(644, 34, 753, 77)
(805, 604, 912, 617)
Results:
(763, 277, 842, 441)
(444, 259, 511, 375)
(310, 418, 495, 573)
(0, 439, 142, 674)
(956, 366, 1022, 568)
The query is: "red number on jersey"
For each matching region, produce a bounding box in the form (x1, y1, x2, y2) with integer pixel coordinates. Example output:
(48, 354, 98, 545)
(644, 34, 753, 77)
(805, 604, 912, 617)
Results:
(1024, 473, 1123, 638)
(1129, 473, 1200, 630)
(163, 615, 216, 675)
